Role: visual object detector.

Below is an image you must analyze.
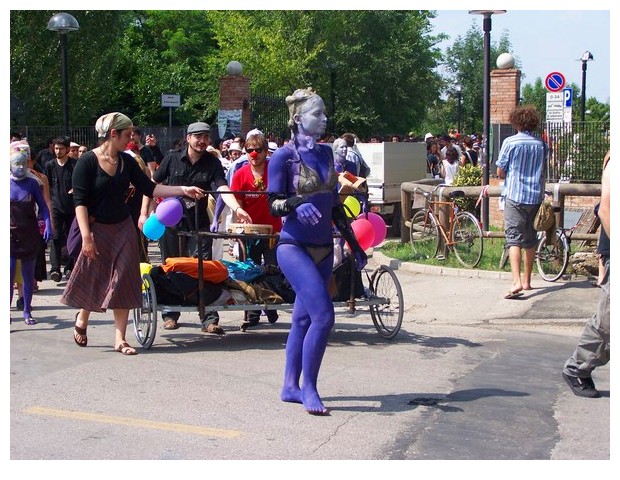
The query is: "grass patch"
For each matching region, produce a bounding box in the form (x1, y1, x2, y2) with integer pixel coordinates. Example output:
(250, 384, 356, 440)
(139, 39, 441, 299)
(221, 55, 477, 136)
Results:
(377, 237, 509, 272)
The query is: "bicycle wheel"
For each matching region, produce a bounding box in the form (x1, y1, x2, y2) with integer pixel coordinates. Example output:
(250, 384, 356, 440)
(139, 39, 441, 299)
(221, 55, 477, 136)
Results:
(536, 229, 569, 282)
(451, 212, 483, 268)
(369, 265, 404, 339)
(410, 210, 439, 260)
(132, 274, 158, 349)
(499, 244, 510, 270)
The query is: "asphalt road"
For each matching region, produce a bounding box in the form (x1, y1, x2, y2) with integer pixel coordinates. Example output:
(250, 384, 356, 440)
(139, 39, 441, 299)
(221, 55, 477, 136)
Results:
(8, 249, 611, 475)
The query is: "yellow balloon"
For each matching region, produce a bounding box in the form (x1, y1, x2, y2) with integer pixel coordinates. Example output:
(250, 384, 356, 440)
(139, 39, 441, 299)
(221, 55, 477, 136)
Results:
(343, 196, 361, 218)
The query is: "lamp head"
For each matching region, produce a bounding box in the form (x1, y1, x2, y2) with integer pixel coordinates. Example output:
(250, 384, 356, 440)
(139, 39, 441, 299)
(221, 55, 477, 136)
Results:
(581, 51, 594, 62)
(47, 13, 80, 33)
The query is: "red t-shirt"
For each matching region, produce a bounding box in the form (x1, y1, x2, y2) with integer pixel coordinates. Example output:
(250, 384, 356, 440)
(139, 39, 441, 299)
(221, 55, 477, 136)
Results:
(230, 161, 282, 233)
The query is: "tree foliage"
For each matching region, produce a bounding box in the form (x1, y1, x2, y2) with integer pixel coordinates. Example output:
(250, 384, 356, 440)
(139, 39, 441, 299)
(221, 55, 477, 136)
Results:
(10, 10, 444, 139)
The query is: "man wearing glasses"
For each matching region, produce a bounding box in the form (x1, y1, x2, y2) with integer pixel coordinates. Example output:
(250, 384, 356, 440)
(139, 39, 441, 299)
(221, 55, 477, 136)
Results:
(147, 122, 251, 334)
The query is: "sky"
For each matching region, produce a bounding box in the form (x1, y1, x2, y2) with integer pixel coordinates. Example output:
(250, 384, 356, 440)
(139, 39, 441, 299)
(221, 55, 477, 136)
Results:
(430, 9, 611, 103)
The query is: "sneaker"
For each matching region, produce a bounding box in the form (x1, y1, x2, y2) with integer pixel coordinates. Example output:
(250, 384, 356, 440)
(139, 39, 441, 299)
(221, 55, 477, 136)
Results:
(266, 311, 279, 324)
(562, 372, 601, 398)
(50, 271, 61, 283)
(16, 297, 24, 310)
(64, 269, 72, 280)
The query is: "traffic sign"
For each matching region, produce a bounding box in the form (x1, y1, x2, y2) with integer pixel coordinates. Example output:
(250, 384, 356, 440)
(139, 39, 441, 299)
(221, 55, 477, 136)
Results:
(545, 72, 566, 92)
(563, 87, 573, 107)
(161, 94, 181, 108)
(546, 92, 564, 122)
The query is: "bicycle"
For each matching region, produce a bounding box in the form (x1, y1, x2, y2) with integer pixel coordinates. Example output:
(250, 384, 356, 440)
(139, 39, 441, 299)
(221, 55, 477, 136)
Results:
(409, 187, 483, 268)
(498, 207, 597, 282)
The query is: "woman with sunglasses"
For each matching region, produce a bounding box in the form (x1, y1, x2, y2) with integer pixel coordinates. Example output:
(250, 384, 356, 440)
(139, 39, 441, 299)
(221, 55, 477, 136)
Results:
(267, 88, 367, 415)
(229, 132, 283, 327)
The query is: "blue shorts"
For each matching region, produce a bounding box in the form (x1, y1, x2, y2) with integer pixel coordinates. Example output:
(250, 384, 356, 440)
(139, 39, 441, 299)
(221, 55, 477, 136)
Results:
(504, 198, 540, 249)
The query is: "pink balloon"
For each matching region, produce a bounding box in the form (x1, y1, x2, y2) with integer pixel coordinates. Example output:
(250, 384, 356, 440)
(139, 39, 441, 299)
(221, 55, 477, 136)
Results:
(358, 212, 387, 247)
(351, 218, 375, 251)
(156, 198, 184, 226)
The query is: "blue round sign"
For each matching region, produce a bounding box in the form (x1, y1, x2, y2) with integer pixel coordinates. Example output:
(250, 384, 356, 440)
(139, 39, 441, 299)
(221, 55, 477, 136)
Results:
(545, 72, 566, 92)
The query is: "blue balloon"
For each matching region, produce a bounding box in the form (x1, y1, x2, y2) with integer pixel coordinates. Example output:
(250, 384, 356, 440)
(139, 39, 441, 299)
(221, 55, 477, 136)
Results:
(142, 214, 166, 240)
(156, 198, 184, 227)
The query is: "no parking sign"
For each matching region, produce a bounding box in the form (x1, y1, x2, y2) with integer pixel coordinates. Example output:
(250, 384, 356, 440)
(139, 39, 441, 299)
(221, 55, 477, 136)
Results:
(545, 72, 566, 92)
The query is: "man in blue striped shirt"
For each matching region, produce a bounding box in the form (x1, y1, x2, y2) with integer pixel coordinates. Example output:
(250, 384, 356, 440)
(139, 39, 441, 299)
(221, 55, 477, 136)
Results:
(496, 105, 546, 299)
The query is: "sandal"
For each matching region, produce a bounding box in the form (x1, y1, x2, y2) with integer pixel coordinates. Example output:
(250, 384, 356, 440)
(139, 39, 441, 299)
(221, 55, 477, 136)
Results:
(24, 317, 37, 326)
(73, 312, 87, 347)
(115, 342, 138, 355)
(202, 323, 225, 335)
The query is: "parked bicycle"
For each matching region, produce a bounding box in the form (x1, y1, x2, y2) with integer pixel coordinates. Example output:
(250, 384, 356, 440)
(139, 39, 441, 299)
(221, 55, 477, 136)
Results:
(409, 187, 483, 268)
(499, 206, 597, 282)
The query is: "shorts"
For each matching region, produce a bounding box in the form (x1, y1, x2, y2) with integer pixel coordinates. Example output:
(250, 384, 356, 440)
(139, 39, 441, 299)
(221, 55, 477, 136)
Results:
(504, 198, 540, 249)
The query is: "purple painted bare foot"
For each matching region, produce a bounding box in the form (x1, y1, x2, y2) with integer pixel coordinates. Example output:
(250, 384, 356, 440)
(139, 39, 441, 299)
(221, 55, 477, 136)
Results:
(302, 389, 329, 415)
(281, 386, 303, 404)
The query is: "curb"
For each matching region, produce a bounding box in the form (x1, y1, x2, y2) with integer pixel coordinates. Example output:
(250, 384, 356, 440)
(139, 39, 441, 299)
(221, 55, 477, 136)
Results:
(370, 250, 513, 280)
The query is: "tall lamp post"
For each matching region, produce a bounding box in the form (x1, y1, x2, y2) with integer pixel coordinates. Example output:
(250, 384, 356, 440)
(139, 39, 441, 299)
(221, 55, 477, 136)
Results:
(469, 9, 506, 232)
(580, 50, 593, 123)
(456, 85, 462, 134)
(47, 12, 80, 136)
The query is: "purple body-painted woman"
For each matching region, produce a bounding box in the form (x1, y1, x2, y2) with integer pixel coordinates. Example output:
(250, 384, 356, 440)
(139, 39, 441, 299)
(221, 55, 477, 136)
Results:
(267, 88, 367, 415)
(10, 142, 52, 325)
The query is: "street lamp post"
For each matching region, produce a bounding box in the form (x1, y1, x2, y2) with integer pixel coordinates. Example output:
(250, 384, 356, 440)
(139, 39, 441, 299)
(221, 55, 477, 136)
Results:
(580, 51, 593, 123)
(47, 13, 80, 136)
(469, 9, 506, 232)
(456, 85, 462, 134)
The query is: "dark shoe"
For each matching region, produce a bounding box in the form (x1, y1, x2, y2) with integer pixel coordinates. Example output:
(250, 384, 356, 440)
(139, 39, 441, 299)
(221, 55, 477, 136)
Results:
(266, 311, 279, 324)
(64, 269, 72, 280)
(16, 297, 24, 310)
(202, 323, 225, 335)
(50, 271, 62, 283)
(562, 372, 600, 398)
(163, 317, 179, 330)
(247, 313, 260, 327)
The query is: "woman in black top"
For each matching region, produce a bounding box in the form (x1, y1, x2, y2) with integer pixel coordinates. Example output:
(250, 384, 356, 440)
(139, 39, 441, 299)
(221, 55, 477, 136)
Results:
(61, 112, 206, 355)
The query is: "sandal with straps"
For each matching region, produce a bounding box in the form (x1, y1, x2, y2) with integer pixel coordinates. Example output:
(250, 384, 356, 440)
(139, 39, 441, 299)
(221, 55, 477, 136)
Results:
(73, 312, 87, 347)
(115, 342, 138, 355)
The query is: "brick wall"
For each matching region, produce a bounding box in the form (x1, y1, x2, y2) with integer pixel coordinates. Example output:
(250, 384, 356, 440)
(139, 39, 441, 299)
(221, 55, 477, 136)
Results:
(490, 69, 521, 125)
(218, 75, 251, 136)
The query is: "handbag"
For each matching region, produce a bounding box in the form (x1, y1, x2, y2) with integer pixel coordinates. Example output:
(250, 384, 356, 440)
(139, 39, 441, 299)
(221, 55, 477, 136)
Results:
(534, 200, 555, 232)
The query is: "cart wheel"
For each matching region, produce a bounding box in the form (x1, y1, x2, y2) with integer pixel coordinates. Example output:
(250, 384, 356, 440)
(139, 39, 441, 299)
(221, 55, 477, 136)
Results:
(369, 265, 404, 339)
(132, 274, 158, 349)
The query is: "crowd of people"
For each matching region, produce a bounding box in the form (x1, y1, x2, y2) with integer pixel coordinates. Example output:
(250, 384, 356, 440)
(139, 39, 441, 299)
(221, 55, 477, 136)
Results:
(10, 100, 609, 410)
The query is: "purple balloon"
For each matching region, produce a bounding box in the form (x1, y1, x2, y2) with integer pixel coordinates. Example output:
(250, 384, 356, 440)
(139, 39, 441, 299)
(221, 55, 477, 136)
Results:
(358, 212, 387, 247)
(155, 198, 183, 226)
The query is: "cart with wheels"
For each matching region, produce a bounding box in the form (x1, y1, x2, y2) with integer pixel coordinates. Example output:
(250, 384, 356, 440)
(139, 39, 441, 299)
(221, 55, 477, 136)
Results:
(132, 231, 404, 349)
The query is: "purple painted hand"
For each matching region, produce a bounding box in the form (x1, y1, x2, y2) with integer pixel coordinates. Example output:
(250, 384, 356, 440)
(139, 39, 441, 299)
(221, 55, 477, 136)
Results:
(296, 203, 322, 225)
(353, 249, 367, 271)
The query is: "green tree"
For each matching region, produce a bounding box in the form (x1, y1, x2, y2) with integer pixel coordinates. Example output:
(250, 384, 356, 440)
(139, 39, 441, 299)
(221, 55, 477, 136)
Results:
(10, 10, 132, 126)
(443, 21, 514, 134)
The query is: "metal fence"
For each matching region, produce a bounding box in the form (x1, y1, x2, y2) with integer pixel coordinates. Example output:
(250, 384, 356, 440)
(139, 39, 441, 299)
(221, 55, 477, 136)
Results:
(490, 121, 609, 184)
(249, 91, 289, 143)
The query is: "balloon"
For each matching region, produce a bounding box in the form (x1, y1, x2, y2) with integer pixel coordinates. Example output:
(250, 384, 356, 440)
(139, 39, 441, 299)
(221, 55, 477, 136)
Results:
(358, 212, 387, 247)
(142, 214, 166, 240)
(351, 218, 375, 251)
(155, 197, 184, 227)
(343, 195, 361, 218)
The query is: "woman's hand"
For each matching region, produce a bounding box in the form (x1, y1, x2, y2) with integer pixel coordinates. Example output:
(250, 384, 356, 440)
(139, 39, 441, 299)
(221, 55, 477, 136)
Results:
(81, 232, 99, 260)
(296, 203, 322, 225)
